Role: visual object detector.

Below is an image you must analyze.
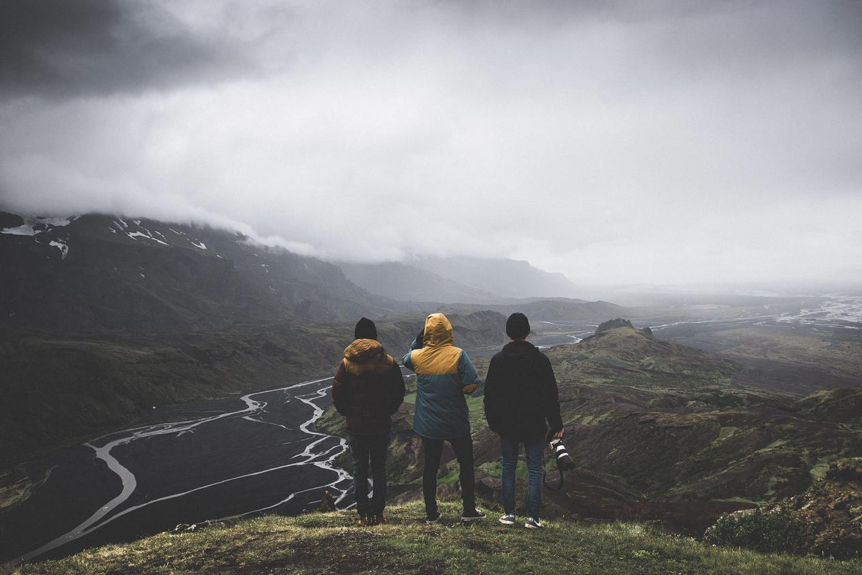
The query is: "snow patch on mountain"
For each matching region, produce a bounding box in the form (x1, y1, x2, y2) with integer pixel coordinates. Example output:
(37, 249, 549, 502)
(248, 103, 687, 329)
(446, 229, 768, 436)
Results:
(49, 239, 69, 260)
(1, 224, 37, 236)
(1, 216, 75, 236)
(38, 217, 74, 227)
(127, 230, 169, 246)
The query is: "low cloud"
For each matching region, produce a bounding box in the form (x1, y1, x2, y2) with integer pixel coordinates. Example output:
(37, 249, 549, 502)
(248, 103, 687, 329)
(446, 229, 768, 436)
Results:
(1, 1, 860, 286)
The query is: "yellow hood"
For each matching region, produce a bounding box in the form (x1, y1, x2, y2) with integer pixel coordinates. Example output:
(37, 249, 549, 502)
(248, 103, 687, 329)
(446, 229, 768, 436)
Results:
(423, 313, 454, 348)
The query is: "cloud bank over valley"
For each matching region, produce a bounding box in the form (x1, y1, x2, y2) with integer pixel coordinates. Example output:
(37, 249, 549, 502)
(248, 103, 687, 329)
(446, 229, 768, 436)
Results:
(1, 0, 861, 285)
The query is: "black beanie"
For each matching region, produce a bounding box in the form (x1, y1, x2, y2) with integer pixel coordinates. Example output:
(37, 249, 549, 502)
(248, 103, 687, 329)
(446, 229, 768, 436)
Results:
(506, 313, 530, 340)
(354, 317, 378, 340)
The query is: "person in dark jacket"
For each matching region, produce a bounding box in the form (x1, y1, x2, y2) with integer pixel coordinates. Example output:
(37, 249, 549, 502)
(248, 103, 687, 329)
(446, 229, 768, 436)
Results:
(484, 312, 563, 529)
(332, 317, 405, 526)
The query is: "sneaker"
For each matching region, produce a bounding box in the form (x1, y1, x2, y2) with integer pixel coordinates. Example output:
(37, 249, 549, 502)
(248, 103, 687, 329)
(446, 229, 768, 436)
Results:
(460, 508, 487, 522)
(498, 514, 516, 525)
(372, 513, 387, 525)
(426, 511, 442, 524)
(358, 515, 371, 527)
(525, 517, 544, 529)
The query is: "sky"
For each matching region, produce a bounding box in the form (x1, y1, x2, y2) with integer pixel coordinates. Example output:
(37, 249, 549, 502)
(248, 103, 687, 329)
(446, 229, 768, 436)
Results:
(1, 0, 860, 286)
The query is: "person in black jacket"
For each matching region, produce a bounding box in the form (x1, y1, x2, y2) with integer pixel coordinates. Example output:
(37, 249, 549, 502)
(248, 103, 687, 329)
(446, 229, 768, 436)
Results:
(332, 318, 406, 526)
(483, 312, 563, 529)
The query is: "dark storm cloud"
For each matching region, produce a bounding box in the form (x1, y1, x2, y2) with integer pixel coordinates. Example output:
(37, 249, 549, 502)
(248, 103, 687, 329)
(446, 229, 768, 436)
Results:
(0, 0, 265, 100)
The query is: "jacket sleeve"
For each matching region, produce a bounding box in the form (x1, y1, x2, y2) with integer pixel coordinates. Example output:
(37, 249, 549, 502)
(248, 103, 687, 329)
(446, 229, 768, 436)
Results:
(402, 349, 414, 371)
(403, 335, 422, 371)
(332, 362, 354, 417)
(483, 355, 500, 433)
(387, 362, 406, 416)
(542, 355, 563, 433)
(458, 351, 481, 394)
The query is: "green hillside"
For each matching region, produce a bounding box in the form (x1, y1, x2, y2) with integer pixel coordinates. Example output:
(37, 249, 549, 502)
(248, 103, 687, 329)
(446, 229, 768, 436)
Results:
(3, 501, 859, 575)
(320, 324, 862, 532)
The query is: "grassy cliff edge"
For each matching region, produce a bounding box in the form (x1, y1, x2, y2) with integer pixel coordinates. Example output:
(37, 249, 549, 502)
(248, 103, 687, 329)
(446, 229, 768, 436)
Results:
(4, 501, 859, 575)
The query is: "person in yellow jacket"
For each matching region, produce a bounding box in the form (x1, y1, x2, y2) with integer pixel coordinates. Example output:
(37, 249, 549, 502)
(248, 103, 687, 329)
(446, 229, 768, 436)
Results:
(403, 313, 486, 523)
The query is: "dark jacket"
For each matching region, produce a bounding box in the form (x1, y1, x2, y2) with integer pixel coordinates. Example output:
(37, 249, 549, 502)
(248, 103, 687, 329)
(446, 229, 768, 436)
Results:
(483, 340, 563, 442)
(332, 338, 406, 435)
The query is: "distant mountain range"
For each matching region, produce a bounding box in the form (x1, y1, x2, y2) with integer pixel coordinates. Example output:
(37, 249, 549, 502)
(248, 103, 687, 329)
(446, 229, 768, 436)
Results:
(2, 211, 594, 332)
(0, 212, 401, 332)
(339, 256, 583, 304)
(440, 299, 627, 323)
(337, 261, 496, 304)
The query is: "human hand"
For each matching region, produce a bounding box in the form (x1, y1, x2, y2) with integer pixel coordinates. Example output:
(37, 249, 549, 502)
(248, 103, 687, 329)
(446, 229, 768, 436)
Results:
(552, 429, 565, 439)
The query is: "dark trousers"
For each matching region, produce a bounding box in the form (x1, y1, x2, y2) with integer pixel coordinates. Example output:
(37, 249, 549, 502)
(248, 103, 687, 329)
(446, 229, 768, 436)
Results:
(421, 434, 476, 516)
(348, 433, 389, 516)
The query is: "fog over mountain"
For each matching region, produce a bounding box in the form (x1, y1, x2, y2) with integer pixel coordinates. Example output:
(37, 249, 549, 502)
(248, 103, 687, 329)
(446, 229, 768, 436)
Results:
(1, 0, 861, 285)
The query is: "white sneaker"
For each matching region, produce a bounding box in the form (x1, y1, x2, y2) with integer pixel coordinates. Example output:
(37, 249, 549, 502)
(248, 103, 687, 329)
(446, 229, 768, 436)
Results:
(525, 517, 544, 529)
(498, 514, 516, 525)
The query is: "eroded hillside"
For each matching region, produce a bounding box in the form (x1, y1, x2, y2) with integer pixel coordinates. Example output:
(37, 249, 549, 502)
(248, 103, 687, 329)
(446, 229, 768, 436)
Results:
(319, 324, 862, 534)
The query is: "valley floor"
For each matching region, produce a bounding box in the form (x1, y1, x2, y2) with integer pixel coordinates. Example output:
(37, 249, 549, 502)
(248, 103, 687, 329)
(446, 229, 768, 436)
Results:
(4, 502, 860, 575)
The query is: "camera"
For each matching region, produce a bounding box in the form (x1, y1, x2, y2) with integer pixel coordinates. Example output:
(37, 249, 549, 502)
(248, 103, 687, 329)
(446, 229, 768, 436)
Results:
(549, 438, 575, 471)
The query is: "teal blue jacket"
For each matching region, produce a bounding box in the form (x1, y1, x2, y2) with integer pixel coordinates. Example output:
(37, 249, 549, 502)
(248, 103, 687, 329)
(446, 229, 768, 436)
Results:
(402, 313, 481, 439)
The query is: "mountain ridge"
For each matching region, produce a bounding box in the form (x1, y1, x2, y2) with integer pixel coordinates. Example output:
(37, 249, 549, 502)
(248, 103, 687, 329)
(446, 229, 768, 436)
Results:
(0, 211, 403, 332)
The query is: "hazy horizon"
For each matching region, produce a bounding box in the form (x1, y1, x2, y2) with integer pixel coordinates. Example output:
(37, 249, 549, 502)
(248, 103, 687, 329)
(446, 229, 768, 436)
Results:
(2, 1, 860, 286)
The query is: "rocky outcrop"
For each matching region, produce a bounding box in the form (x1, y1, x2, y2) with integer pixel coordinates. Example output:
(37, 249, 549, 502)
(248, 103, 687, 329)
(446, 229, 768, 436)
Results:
(596, 318, 635, 333)
(706, 458, 862, 559)
(595, 318, 654, 338)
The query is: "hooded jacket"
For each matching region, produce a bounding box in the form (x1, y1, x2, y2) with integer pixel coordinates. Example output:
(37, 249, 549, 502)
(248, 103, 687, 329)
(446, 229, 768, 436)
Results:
(403, 313, 480, 439)
(332, 339, 406, 435)
(483, 340, 563, 442)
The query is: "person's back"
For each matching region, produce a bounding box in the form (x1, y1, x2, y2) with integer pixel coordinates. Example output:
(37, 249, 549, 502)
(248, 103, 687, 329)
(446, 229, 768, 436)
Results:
(332, 318, 405, 526)
(484, 313, 562, 529)
(402, 313, 485, 523)
(484, 339, 559, 443)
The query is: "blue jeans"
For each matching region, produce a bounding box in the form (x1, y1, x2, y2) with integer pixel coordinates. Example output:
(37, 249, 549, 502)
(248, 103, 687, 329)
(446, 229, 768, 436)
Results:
(501, 437, 544, 520)
(348, 433, 390, 516)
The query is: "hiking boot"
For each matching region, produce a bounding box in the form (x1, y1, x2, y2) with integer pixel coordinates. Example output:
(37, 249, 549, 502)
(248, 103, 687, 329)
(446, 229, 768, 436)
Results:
(426, 511, 442, 524)
(358, 515, 371, 527)
(525, 517, 544, 529)
(372, 513, 387, 525)
(498, 513, 516, 525)
(460, 508, 486, 522)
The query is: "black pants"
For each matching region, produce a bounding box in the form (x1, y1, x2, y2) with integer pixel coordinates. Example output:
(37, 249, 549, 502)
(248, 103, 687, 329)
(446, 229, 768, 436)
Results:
(348, 433, 389, 516)
(421, 434, 476, 516)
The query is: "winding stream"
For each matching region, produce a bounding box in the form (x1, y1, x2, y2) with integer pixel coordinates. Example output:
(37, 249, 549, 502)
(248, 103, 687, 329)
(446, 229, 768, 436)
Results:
(6, 376, 353, 565)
